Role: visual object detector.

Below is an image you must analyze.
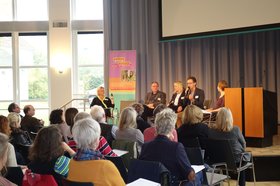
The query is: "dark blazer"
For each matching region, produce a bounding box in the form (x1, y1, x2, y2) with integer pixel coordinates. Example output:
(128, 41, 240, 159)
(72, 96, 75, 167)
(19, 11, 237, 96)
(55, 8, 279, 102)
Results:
(20, 115, 43, 133)
(168, 91, 186, 113)
(185, 88, 205, 109)
(144, 91, 166, 108)
(90, 96, 114, 117)
(139, 135, 193, 181)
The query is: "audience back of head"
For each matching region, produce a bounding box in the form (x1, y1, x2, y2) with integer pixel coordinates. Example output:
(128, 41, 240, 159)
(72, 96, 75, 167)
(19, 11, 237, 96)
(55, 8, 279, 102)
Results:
(155, 108, 177, 136)
(182, 105, 203, 125)
(118, 107, 137, 130)
(215, 107, 233, 132)
(49, 109, 64, 124)
(65, 107, 79, 131)
(90, 105, 106, 123)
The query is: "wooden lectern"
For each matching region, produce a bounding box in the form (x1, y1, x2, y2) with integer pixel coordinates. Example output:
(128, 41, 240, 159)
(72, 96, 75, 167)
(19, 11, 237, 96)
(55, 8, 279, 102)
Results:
(225, 87, 278, 147)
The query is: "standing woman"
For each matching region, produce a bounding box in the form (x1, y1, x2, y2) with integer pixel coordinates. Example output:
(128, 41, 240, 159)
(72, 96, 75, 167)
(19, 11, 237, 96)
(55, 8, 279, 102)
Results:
(0, 133, 17, 186)
(90, 86, 114, 118)
(168, 81, 186, 113)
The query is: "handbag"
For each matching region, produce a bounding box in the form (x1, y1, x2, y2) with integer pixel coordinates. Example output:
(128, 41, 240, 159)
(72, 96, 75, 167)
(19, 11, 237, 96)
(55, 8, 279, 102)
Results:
(22, 169, 58, 186)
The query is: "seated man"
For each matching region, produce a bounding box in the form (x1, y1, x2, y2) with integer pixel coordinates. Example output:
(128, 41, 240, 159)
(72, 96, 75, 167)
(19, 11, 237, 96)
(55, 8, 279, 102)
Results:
(20, 105, 44, 135)
(8, 102, 23, 118)
(142, 81, 166, 120)
(140, 108, 202, 185)
(185, 76, 205, 109)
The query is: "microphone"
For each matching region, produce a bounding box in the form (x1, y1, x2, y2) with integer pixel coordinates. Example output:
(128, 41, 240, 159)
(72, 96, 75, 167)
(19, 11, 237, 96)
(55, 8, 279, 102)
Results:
(186, 87, 190, 95)
(110, 93, 114, 97)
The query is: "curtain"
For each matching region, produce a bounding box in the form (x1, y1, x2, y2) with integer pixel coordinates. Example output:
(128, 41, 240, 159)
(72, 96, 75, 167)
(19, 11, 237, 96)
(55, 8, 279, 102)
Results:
(104, 0, 280, 121)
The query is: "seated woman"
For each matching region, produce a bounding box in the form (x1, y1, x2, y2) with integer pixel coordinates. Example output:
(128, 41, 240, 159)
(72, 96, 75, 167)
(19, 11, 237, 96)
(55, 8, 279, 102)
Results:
(115, 107, 144, 152)
(0, 115, 17, 167)
(207, 80, 228, 113)
(144, 104, 178, 142)
(139, 108, 200, 186)
(0, 133, 17, 186)
(90, 86, 114, 118)
(65, 107, 79, 133)
(49, 109, 72, 143)
(177, 105, 209, 148)
(168, 81, 186, 113)
(68, 118, 125, 185)
(208, 107, 248, 186)
(28, 125, 75, 185)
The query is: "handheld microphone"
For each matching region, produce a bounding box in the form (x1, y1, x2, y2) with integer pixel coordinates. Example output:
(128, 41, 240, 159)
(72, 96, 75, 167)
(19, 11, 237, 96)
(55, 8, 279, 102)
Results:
(110, 93, 114, 97)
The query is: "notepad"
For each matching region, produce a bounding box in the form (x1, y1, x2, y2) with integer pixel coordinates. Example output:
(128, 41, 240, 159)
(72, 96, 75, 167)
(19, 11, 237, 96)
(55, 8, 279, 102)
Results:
(113, 149, 129, 156)
(126, 178, 160, 186)
(191, 165, 205, 173)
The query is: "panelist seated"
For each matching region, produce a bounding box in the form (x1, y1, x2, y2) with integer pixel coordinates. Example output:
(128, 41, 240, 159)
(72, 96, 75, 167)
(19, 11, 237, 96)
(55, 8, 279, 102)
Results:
(207, 80, 228, 113)
(90, 86, 114, 118)
(168, 81, 186, 113)
(142, 81, 166, 120)
(185, 76, 205, 109)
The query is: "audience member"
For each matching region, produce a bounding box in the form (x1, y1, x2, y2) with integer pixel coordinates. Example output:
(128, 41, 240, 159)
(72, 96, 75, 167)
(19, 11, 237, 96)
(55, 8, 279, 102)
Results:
(139, 108, 200, 185)
(207, 80, 228, 112)
(68, 118, 125, 185)
(143, 104, 178, 142)
(20, 105, 44, 134)
(65, 107, 79, 132)
(168, 81, 186, 113)
(131, 103, 150, 133)
(185, 76, 205, 109)
(208, 107, 249, 186)
(0, 115, 17, 167)
(90, 86, 114, 118)
(142, 81, 166, 120)
(90, 105, 117, 146)
(8, 102, 23, 118)
(115, 107, 144, 152)
(28, 125, 75, 185)
(71, 112, 117, 157)
(177, 105, 208, 148)
(50, 109, 71, 143)
(0, 133, 17, 186)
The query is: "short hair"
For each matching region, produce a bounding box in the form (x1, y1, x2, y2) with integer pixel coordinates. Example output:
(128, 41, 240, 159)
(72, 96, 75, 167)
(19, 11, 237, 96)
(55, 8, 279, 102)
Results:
(23, 105, 31, 115)
(49, 109, 63, 124)
(0, 133, 9, 159)
(29, 125, 64, 162)
(187, 76, 197, 83)
(215, 107, 233, 132)
(90, 105, 105, 123)
(153, 104, 167, 117)
(7, 112, 21, 128)
(155, 108, 177, 136)
(72, 118, 101, 150)
(218, 80, 228, 91)
(174, 81, 184, 91)
(0, 115, 11, 136)
(65, 107, 79, 129)
(8, 103, 16, 113)
(182, 105, 203, 125)
(131, 103, 144, 116)
(151, 81, 159, 86)
(74, 112, 91, 123)
(118, 107, 137, 130)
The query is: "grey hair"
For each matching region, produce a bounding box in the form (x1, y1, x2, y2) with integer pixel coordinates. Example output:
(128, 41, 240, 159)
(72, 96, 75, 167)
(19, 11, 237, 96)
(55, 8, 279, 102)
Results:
(118, 107, 137, 130)
(74, 112, 91, 123)
(215, 107, 233, 132)
(90, 105, 105, 123)
(7, 112, 21, 128)
(72, 118, 101, 150)
(130, 103, 144, 116)
(0, 133, 9, 158)
(155, 108, 177, 136)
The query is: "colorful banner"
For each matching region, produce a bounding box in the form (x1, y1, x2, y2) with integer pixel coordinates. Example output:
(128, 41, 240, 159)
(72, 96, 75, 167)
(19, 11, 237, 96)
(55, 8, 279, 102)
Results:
(109, 50, 136, 111)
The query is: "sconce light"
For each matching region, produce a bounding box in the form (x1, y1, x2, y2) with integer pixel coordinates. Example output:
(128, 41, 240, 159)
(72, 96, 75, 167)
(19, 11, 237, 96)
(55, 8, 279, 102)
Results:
(53, 54, 69, 74)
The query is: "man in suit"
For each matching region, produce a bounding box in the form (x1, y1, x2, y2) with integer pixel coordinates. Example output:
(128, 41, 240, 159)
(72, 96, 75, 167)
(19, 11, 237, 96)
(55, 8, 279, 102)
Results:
(20, 105, 44, 135)
(185, 76, 205, 109)
(142, 81, 166, 120)
(139, 108, 200, 185)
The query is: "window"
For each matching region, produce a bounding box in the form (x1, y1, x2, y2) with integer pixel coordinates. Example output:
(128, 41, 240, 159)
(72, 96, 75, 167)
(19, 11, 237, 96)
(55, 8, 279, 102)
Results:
(0, 0, 13, 21)
(73, 32, 104, 109)
(72, 0, 103, 20)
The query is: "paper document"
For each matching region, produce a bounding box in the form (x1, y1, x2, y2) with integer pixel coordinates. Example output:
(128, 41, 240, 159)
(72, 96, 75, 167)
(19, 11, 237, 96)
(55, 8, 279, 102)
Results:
(201, 109, 211, 114)
(126, 178, 160, 186)
(191, 165, 205, 173)
(113, 149, 129, 156)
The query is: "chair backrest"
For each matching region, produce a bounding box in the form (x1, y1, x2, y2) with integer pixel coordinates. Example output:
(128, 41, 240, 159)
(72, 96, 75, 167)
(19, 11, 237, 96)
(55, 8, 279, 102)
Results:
(120, 100, 135, 113)
(99, 123, 114, 146)
(62, 178, 93, 186)
(204, 139, 237, 170)
(127, 159, 171, 186)
(184, 147, 204, 165)
(112, 139, 138, 168)
(181, 137, 201, 148)
(5, 166, 24, 186)
(105, 156, 128, 183)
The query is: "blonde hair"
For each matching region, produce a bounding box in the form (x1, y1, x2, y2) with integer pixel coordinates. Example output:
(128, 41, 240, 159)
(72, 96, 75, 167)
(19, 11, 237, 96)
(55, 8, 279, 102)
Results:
(7, 112, 21, 128)
(182, 105, 203, 124)
(174, 81, 184, 92)
(118, 107, 137, 130)
(215, 107, 233, 132)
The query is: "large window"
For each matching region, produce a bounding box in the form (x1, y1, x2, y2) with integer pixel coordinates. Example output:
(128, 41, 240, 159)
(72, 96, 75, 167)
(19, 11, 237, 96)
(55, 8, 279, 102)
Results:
(72, 0, 103, 20)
